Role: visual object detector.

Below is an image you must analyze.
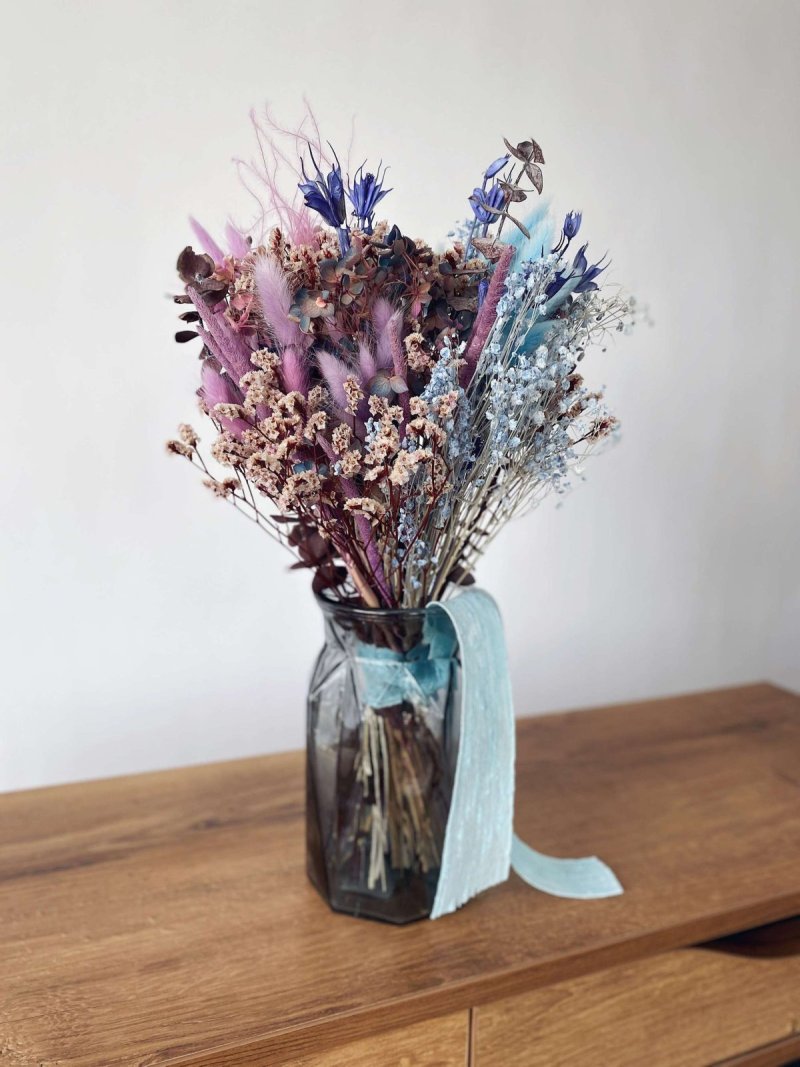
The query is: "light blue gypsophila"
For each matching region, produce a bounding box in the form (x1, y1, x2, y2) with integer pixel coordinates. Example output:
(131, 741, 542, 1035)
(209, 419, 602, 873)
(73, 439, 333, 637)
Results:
(473, 246, 615, 497)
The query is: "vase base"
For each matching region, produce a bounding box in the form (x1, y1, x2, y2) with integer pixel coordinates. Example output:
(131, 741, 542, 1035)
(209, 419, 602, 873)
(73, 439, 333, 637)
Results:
(306, 860, 436, 924)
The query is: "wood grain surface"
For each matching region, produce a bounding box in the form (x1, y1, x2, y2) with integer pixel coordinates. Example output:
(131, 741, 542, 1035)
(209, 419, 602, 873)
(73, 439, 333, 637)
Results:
(1, 683, 799, 1066)
(473, 919, 800, 1066)
(279, 1012, 468, 1067)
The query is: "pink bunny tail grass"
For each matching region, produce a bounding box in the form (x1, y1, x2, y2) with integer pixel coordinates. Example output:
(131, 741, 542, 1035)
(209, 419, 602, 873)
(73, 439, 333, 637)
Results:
(387, 312, 406, 380)
(373, 303, 403, 377)
(280, 344, 309, 396)
(371, 297, 395, 371)
(317, 349, 352, 411)
(386, 312, 410, 419)
(358, 340, 377, 384)
(190, 289, 253, 385)
(460, 244, 516, 388)
(199, 361, 249, 436)
(253, 254, 306, 351)
(224, 221, 250, 259)
(189, 217, 225, 265)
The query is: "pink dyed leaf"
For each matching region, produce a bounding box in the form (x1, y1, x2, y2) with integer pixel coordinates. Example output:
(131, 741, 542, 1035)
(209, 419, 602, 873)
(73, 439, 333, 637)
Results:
(224, 221, 250, 259)
(189, 217, 225, 265)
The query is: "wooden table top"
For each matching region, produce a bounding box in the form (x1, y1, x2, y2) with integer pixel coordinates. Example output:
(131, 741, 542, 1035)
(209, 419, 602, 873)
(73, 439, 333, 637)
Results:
(2, 683, 799, 1066)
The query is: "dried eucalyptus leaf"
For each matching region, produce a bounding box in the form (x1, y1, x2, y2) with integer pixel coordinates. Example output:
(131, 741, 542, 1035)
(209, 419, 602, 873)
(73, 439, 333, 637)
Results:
(504, 213, 530, 238)
(527, 137, 545, 164)
(500, 180, 528, 203)
(471, 237, 505, 262)
(524, 162, 544, 194)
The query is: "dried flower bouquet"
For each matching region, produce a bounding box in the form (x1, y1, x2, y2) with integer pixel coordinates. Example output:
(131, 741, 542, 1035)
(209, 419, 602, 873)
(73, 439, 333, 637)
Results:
(169, 113, 633, 610)
(167, 109, 635, 921)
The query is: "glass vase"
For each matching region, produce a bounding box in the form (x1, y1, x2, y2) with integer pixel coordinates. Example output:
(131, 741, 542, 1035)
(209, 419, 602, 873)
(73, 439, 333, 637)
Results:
(306, 594, 461, 923)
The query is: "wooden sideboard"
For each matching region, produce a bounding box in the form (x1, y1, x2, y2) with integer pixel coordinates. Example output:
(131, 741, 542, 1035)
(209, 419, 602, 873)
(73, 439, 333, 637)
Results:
(2, 683, 799, 1066)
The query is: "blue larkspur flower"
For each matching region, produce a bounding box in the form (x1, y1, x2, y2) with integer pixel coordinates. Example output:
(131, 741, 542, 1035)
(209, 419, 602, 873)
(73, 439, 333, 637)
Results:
(298, 146, 347, 231)
(469, 182, 505, 225)
(484, 154, 509, 180)
(563, 210, 582, 240)
(346, 162, 391, 234)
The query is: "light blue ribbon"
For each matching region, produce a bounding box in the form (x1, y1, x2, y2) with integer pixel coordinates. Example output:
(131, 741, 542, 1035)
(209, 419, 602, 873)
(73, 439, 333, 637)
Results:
(356, 588, 623, 918)
(430, 589, 623, 917)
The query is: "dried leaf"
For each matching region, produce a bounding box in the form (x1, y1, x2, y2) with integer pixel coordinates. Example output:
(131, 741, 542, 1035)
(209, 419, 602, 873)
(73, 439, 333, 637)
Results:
(524, 162, 544, 194)
(499, 180, 528, 203)
(504, 213, 530, 239)
(447, 564, 476, 587)
(502, 137, 545, 167)
(470, 237, 506, 263)
(312, 565, 348, 595)
(176, 246, 214, 284)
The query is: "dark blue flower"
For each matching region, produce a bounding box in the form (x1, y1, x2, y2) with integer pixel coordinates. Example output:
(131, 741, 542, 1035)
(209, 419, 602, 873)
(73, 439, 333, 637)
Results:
(346, 162, 391, 234)
(469, 182, 506, 225)
(545, 243, 608, 300)
(298, 146, 347, 231)
(563, 210, 582, 240)
(484, 155, 510, 180)
(575, 257, 608, 293)
(572, 242, 589, 275)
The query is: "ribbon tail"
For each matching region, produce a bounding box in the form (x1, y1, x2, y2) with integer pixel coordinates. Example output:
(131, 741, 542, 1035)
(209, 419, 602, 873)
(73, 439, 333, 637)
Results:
(429, 591, 515, 919)
(511, 833, 623, 899)
(429, 587, 624, 919)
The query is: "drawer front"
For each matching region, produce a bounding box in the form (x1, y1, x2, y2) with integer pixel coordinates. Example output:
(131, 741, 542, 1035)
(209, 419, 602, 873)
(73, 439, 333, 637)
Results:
(474, 920, 800, 1067)
(278, 1010, 469, 1066)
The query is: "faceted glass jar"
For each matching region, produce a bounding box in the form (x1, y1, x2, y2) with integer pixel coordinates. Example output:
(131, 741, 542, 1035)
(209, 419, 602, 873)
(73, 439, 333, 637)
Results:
(306, 595, 461, 923)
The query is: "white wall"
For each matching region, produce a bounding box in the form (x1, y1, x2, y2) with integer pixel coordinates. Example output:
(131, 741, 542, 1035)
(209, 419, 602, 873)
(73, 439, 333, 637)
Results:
(1, 0, 798, 792)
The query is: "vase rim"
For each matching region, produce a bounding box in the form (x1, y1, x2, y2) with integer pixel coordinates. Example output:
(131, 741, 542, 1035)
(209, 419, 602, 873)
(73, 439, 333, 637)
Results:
(314, 590, 428, 621)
